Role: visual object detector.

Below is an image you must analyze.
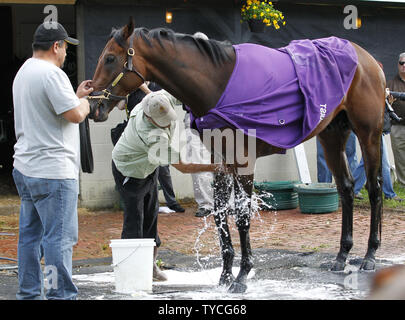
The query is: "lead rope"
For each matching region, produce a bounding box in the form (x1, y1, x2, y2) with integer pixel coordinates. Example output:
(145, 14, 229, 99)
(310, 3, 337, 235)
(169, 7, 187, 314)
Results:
(125, 94, 130, 119)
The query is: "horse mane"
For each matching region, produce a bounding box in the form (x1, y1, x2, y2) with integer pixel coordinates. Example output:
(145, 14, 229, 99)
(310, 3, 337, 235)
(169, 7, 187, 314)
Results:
(110, 26, 232, 66)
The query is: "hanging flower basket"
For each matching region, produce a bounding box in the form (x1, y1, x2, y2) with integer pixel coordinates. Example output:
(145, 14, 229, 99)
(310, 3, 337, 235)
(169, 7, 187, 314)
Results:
(248, 19, 266, 33)
(240, 0, 286, 32)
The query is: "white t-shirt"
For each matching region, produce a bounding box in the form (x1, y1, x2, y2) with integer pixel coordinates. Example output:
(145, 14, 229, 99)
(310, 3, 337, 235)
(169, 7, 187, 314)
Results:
(12, 58, 81, 179)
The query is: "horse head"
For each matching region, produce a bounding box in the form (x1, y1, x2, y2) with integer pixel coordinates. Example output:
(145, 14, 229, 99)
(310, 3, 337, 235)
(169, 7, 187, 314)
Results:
(88, 17, 146, 122)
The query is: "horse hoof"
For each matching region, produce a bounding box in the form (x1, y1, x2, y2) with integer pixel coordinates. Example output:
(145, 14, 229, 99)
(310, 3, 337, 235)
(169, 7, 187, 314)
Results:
(360, 259, 376, 271)
(331, 260, 346, 272)
(219, 273, 235, 287)
(228, 281, 247, 294)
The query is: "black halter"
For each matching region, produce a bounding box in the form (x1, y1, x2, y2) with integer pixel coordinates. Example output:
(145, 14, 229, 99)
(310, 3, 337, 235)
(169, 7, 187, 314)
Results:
(87, 32, 145, 116)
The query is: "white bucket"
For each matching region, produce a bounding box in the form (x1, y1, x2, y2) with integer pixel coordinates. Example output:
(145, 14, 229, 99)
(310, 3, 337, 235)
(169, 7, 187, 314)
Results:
(109, 238, 156, 293)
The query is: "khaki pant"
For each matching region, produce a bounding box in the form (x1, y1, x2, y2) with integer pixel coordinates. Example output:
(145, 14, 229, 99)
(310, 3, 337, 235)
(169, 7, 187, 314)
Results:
(183, 113, 214, 210)
(390, 125, 405, 186)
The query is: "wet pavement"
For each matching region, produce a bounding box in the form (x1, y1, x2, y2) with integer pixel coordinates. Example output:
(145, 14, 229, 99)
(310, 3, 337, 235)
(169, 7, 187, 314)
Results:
(2, 201, 405, 304)
(1, 248, 403, 301)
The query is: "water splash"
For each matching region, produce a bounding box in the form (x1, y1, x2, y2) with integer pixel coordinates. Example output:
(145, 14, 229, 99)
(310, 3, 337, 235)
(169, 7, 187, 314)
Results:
(73, 268, 367, 300)
(193, 175, 279, 268)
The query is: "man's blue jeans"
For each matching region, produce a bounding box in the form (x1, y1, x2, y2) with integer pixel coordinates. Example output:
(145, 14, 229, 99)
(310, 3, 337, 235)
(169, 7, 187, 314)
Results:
(353, 136, 396, 198)
(12, 169, 79, 300)
(317, 132, 358, 183)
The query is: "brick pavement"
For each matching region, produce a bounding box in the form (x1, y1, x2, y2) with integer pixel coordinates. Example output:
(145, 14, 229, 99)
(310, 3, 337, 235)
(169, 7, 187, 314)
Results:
(1, 203, 405, 263)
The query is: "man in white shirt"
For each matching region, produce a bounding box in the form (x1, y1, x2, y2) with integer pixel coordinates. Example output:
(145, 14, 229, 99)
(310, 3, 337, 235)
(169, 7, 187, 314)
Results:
(12, 22, 93, 300)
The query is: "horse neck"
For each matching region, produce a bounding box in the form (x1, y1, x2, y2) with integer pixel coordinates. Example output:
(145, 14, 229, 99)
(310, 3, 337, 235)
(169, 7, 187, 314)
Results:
(136, 37, 235, 117)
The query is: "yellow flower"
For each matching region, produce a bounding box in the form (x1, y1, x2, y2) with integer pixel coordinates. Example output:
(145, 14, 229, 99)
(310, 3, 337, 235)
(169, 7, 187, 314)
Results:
(283, 21, 286, 25)
(241, 0, 285, 29)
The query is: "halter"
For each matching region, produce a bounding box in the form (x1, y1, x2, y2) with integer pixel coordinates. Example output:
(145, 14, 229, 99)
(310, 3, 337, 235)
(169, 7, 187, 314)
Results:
(87, 32, 145, 117)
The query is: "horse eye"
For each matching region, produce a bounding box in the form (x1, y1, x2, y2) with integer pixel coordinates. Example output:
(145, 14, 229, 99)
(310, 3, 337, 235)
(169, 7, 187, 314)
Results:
(105, 55, 115, 64)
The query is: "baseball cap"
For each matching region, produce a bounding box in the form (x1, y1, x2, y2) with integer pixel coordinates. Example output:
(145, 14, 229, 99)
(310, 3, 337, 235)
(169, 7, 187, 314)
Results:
(143, 91, 177, 127)
(33, 22, 79, 46)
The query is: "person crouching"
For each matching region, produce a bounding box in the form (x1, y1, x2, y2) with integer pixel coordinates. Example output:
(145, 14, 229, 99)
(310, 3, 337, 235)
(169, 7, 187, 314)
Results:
(112, 89, 217, 281)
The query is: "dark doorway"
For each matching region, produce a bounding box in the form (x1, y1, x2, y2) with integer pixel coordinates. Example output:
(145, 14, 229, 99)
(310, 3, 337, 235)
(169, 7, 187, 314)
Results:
(0, 6, 19, 195)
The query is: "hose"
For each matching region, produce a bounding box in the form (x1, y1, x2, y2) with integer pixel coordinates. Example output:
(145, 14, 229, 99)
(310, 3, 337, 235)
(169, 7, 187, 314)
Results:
(0, 257, 17, 262)
(0, 257, 18, 271)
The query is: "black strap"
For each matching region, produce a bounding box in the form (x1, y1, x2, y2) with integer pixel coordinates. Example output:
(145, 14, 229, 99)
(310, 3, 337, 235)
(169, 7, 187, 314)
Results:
(79, 117, 94, 173)
(125, 32, 145, 83)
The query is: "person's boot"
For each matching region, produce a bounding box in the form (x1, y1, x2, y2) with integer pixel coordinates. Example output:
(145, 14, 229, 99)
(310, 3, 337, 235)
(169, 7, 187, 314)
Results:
(153, 247, 168, 281)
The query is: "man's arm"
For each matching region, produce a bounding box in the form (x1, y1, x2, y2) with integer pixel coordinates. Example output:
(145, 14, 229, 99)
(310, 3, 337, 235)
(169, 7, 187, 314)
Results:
(62, 98, 91, 123)
(139, 82, 152, 94)
(171, 160, 220, 173)
(63, 80, 93, 123)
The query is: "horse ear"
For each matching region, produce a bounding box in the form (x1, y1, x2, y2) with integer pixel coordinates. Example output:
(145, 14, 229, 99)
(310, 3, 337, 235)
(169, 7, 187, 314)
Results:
(122, 16, 135, 39)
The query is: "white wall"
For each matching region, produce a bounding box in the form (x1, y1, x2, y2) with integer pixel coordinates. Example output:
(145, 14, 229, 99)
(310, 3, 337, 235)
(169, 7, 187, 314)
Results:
(79, 108, 126, 208)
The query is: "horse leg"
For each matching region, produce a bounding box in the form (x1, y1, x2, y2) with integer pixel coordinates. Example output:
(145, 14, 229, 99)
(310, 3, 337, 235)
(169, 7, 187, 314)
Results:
(228, 173, 254, 293)
(357, 133, 383, 271)
(343, 43, 384, 271)
(213, 171, 235, 286)
(318, 116, 355, 271)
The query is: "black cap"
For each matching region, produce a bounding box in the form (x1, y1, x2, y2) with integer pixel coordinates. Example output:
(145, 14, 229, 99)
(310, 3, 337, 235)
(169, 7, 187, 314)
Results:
(33, 22, 79, 46)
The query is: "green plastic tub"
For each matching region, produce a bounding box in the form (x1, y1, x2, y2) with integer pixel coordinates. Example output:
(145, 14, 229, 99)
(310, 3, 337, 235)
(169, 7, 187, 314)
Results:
(254, 180, 301, 210)
(294, 183, 339, 214)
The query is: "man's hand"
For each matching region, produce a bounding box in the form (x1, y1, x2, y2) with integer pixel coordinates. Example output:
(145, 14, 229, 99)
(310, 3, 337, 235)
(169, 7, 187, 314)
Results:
(171, 160, 235, 174)
(139, 82, 152, 94)
(76, 80, 94, 98)
(388, 94, 396, 105)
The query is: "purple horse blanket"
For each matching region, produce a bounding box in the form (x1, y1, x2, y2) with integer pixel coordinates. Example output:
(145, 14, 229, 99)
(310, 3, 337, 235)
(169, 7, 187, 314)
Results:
(190, 36, 358, 153)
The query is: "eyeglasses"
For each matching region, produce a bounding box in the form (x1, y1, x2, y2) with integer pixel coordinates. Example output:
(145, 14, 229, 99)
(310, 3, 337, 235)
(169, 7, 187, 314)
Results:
(399, 61, 405, 66)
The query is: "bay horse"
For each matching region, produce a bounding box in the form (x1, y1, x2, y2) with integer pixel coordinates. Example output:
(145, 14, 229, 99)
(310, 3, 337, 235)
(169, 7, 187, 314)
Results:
(88, 19, 385, 293)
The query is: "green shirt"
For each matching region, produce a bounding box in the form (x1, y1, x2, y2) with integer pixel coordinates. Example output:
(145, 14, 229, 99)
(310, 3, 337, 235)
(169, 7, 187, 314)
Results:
(112, 90, 181, 179)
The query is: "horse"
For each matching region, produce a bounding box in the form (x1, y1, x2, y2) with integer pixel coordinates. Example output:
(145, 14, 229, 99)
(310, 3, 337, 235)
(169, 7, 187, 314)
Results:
(87, 18, 385, 293)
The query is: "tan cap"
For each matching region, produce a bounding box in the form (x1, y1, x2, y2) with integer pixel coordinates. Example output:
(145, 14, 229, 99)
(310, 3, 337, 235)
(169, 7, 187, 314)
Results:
(143, 91, 177, 127)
